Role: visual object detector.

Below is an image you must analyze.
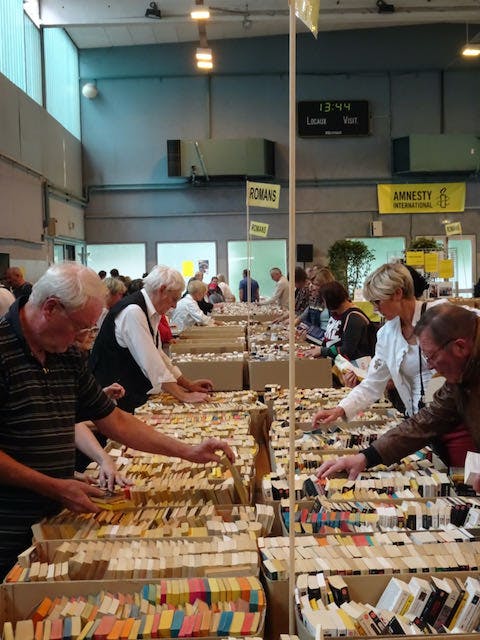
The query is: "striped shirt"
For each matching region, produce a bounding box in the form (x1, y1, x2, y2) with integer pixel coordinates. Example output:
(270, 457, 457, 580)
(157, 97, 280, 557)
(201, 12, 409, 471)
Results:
(0, 298, 115, 576)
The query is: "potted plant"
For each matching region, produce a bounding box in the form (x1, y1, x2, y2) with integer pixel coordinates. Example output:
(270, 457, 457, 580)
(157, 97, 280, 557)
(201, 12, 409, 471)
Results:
(327, 239, 374, 296)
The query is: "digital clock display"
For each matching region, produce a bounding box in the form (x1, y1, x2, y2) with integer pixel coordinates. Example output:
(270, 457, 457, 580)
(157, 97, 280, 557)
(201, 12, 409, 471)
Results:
(298, 100, 370, 137)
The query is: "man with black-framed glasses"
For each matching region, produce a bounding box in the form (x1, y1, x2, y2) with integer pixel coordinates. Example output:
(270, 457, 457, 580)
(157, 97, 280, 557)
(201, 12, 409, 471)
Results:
(316, 303, 480, 491)
(0, 262, 233, 579)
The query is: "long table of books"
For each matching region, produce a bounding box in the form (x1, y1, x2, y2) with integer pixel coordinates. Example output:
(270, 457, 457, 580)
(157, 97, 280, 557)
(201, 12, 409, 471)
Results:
(2, 387, 480, 640)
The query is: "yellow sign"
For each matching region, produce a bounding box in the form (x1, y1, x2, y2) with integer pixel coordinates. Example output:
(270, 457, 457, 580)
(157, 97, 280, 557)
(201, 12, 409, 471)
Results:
(445, 221, 463, 236)
(438, 259, 454, 279)
(247, 181, 281, 209)
(295, 0, 320, 38)
(181, 260, 195, 278)
(424, 253, 439, 273)
(249, 221, 269, 237)
(377, 182, 466, 214)
(405, 251, 425, 268)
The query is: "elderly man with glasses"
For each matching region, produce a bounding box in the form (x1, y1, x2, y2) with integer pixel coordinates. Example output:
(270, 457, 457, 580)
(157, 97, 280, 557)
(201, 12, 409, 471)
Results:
(316, 303, 480, 491)
(0, 262, 233, 579)
(91, 265, 213, 413)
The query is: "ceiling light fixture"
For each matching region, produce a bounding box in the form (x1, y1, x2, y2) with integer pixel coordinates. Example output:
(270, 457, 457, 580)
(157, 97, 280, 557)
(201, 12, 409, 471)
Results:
(462, 43, 480, 57)
(191, 6, 210, 20)
(196, 47, 212, 61)
(145, 1, 161, 19)
(197, 60, 213, 70)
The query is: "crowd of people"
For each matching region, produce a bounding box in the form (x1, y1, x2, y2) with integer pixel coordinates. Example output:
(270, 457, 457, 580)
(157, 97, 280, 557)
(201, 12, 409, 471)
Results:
(0, 258, 479, 581)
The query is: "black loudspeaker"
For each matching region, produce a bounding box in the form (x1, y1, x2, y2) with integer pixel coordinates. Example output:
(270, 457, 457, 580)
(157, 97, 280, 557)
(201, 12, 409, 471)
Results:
(296, 244, 313, 263)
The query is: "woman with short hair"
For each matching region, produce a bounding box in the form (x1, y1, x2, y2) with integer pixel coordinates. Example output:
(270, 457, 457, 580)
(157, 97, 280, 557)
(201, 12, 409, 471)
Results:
(170, 280, 214, 332)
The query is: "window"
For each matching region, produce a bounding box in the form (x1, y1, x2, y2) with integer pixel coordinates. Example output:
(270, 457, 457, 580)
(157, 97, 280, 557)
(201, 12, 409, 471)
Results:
(428, 235, 475, 297)
(86, 244, 146, 279)
(157, 242, 217, 286)
(0, 0, 25, 90)
(43, 28, 80, 138)
(23, 13, 42, 105)
(348, 237, 406, 274)
(228, 240, 287, 299)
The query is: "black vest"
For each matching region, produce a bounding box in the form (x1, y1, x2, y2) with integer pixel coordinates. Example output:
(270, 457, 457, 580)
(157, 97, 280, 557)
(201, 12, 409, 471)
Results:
(90, 290, 157, 413)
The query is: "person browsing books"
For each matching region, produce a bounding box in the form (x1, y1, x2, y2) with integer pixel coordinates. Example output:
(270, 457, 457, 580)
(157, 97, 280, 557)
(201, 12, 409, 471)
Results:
(312, 262, 439, 425)
(0, 262, 234, 579)
(91, 265, 214, 412)
(316, 304, 480, 489)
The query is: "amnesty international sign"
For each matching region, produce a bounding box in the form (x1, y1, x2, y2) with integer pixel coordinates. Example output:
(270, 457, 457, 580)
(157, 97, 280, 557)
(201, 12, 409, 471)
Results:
(246, 181, 281, 209)
(377, 183, 465, 214)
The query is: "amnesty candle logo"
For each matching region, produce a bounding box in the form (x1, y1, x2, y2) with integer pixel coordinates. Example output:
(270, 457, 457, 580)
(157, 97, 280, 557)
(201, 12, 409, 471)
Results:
(377, 183, 465, 214)
(246, 181, 281, 209)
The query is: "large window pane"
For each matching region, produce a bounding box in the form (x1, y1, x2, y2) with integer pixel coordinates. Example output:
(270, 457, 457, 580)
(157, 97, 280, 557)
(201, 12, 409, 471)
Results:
(87, 244, 146, 279)
(430, 235, 475, 296)
(24, 14, 42, 105)
(228, 240, 287, 299)
(157, 242, 217, 287)
(44, 28, 80, 138)
(348, 237, 406, 275)
(0, 0, 25, 89)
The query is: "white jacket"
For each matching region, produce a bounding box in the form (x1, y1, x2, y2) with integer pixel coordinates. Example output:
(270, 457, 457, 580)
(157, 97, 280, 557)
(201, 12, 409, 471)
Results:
(170, 294, 212, 332)
(338, 300, 440, 420)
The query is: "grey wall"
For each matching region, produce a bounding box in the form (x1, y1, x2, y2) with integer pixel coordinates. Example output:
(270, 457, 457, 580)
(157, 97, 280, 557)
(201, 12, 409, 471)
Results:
(79, 25, 480, 276)
(0, 72, 83, 277)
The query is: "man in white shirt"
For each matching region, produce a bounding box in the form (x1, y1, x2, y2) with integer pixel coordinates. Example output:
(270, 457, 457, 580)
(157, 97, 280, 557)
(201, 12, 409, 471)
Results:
(259, 267, 289, 309)
(90, 265, 213, 412)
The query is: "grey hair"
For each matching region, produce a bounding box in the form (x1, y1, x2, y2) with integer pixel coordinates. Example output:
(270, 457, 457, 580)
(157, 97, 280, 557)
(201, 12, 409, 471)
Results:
(415, 303, 477, 343)
(270, 267, 282, 275)
(216, 273, 226, 283)
(187, 280, 207, 296)
(363, 261, 414, 301)
(29, 262, 106, 311)
(143, 265, 185, 295)
(104, 277, 127, 296)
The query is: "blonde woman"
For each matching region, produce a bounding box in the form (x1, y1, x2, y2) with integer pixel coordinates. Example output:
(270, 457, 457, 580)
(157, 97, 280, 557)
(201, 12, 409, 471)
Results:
(313, 261, 442, 425)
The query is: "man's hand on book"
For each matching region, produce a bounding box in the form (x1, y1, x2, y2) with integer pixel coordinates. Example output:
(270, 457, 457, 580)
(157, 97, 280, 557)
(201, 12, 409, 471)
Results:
(316, 453, 367, 480)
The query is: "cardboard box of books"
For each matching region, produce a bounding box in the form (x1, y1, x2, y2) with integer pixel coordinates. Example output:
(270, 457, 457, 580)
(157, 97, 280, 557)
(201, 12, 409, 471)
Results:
(247, 359, 332, 391)
(294, 571, 480, 640)
(174, 360, 245, 391)
(179, 326, 246, 339)
(0, 577, 266, 639)
(170, 339, 246, 354)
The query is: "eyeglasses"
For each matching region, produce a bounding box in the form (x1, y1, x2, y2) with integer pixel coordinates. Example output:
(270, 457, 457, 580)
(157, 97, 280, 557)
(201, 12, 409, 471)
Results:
(422, 338, 455, 366)
(370, 298, 388, 307)
(56, 301, 99, 336)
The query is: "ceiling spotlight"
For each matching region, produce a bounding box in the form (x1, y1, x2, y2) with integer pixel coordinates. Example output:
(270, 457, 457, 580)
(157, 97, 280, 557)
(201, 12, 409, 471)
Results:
(191, 6, 210, 20)
(196, 47, 212, 61)
(462, 43, 480, 57)
(376, 0, 395, 13)
(145, 1, 161, 19)
(197, 60, 213, 70)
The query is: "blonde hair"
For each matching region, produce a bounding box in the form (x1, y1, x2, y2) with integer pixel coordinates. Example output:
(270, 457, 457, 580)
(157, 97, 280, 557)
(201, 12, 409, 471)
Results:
(187, 280, 207, 296)
(363, 261, 414, 301)
(312, 267, 335, 287)
(104, 277, 127, 297)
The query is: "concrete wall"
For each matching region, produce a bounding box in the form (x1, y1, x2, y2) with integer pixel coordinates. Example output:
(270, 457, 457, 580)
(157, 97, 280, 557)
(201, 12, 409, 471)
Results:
(80, 25, 480, 276)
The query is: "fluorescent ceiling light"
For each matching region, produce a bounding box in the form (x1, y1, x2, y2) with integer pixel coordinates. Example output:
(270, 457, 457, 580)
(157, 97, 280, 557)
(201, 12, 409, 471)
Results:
(462, 43, 480, 57)
(191, 7, 210, 20)
(197, 60, 213, 70)
(196, 48, 212, 61)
